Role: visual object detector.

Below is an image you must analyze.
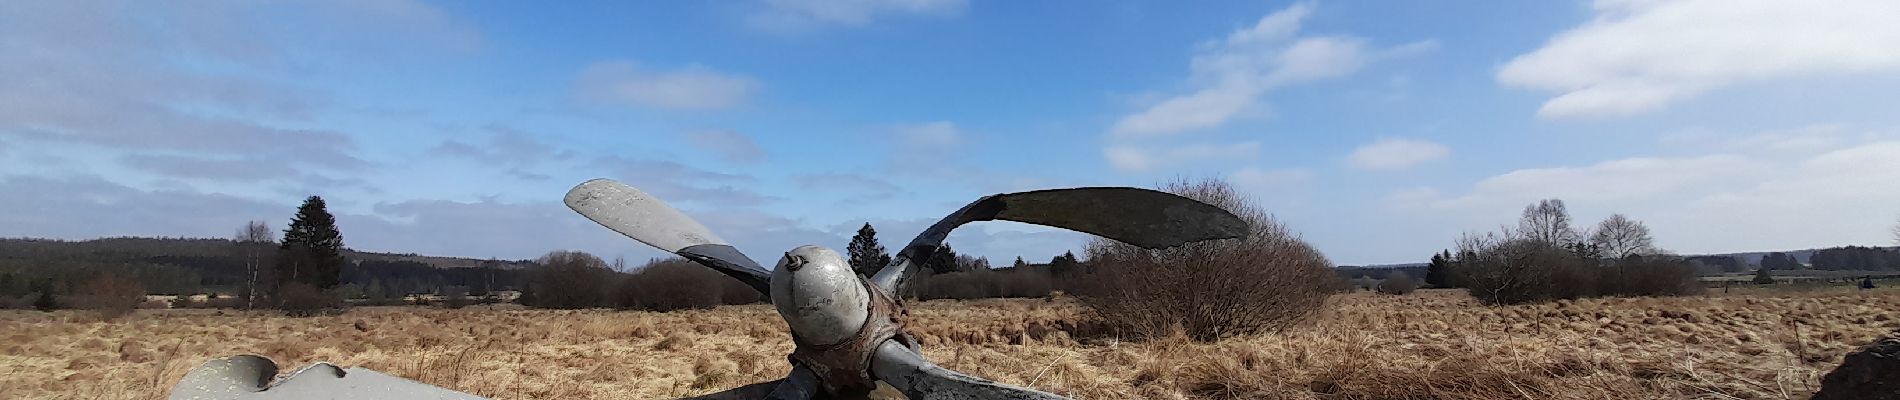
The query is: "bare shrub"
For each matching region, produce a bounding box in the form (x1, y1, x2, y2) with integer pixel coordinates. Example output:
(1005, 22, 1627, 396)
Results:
(74, 274, 145, 319)
(1606, 255, 1705, 297)
(442, 286, 471, 309)
(276, 283, 341, 317)
(1376, 273, 1417, 295)
(1452, 204, 1703, 305)
(1075, 178, 1335, 341)
(519, 250, 617, 309)
(612, 258, 762, 312)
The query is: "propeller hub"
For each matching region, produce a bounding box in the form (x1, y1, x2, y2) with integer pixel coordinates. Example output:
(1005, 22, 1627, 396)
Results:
(770, 245, 870, 346)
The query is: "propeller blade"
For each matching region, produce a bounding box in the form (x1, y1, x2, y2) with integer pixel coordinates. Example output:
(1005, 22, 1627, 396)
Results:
(168, 355, 485, 400)
(870, 341, 1066, 400)
(565, 178, 771, 294)
(871, 187, 1248, 293)
(764, 364, 821, 400)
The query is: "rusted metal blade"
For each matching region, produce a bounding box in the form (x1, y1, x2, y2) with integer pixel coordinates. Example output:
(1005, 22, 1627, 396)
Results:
(870, 187, 1247, 294)
(565, 178, 772, 294)
(870, 341, 1067, 400)
(168, 355, 485, 400)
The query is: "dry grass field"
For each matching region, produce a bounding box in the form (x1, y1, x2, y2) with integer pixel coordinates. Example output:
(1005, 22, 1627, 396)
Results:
(5, 288, 1897, 399)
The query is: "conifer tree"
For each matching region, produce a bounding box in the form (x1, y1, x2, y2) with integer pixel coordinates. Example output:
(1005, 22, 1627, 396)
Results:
(846, 223, 892, 277)
(278, 196, 345, 290)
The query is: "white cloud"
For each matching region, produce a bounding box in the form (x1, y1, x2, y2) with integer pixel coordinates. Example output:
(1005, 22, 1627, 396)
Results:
(892, 121, 963, 148)
(1388, 133, 1900, 253)
(1104, 142, 1262, 172)
(575, 61, 758, 111)
(0, 1, 481, 170)
(687, 130, 768, 164)
(1347, 137, 1450, 171)
(1110, 3, 1427, 137)
(1499, 0, 1900, 119)
(749, 0, 966, 30)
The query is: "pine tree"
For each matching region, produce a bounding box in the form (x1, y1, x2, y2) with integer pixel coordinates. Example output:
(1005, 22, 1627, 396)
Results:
(924, 243, 959, 274)
(1425, 250, 1452, 288)
(278, 196, 345, 290)
(845, 223, 892, 277)
(1050, 251, 1080, 276)
(1012, 256, 1027, 269)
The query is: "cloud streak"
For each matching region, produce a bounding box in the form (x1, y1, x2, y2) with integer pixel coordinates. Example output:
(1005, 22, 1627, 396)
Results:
(1347, 138, 1449, 171)
(575, 61, 758, 111)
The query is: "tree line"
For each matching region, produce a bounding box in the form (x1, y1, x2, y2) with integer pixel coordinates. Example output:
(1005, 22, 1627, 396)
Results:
(1423, 199, 1703, 305)
(0, 196, 527, 314)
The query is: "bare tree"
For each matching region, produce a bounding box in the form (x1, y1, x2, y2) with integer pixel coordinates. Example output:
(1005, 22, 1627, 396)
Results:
(1591, 214, 1655, 259)
(236, 220, 275, 309)
(1519, 199, 1578, 245)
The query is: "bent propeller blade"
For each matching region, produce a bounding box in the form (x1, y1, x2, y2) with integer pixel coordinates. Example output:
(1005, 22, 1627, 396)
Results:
(565, 178, 772, 294)
(870, 341, 1065, 400)
(873, 187, 1248, 293)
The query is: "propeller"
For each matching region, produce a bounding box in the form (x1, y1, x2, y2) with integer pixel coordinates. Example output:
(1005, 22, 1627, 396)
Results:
(169, 179, 1248, 400)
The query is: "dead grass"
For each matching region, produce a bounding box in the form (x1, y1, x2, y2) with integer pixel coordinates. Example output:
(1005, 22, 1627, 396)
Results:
(3, 288, 1896, 399)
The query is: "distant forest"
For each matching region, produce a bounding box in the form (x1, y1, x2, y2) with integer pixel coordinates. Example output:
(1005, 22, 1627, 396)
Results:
(0, 237, 530, 298)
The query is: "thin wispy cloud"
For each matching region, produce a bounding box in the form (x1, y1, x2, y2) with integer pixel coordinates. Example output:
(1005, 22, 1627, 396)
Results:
(575, 60, 759, 111)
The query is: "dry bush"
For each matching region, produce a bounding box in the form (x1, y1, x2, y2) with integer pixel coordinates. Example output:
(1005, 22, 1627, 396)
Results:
(73, 274, 145, 319)
(614, 258, 762, 312)
(275, 283, 342, 317)
(519, 250, 617, 309)
(1076, 178, 1335, 341)
(1376, 274, 1417, 295)
(1455, 235, 1702, 305)
(440, 286, 471, 309)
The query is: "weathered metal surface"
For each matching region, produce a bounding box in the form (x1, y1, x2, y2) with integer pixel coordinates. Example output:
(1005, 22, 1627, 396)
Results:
(567, 178, 772, 293)
(788, 268, 913, 395)
(168, 355, 485, 400)
(869, 341, 1065, 400)
(871, 187, 1248, 294)
(771, 246, 870, 347)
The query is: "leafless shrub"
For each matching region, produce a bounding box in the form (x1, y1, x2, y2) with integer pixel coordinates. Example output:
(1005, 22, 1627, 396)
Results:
(1453, 203, 1702, 305)
(519, 250, 617, 309)
(1376, 273, 1417, 295)
(275, 282, 341, 317)
(614, 259, 726, 312)
(1075, 178, 1335, 341)
(442, 286, 471, 309)
(74, 274, 144, 319)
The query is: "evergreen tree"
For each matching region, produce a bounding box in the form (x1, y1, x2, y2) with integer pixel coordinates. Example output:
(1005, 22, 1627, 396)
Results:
(1012, 256, 1027, 269)
(1050, 251, 1080, 276)
(923, 243, 960, 274)
(278, 196, 345, 290)
(1425, 250, 1452, 288)
(845, 223, 892, 277)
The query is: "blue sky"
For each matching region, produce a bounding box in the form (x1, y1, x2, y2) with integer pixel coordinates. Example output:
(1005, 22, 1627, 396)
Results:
(4, 0, 1899, 266)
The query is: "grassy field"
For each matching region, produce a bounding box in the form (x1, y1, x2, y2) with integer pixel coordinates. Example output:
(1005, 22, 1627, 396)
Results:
(4, 288, 1897, 399)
